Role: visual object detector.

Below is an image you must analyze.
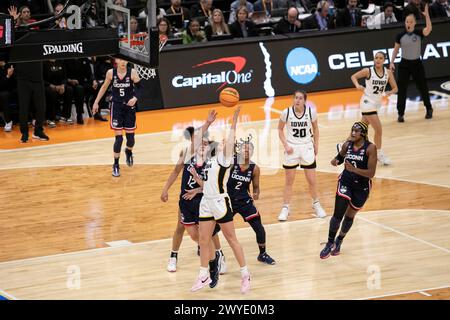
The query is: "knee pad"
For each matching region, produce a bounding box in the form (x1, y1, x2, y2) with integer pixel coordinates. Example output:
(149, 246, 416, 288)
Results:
(248, 217, 266, 245)
(114, 135, 123, 153)
(341, 215, 354, 234)
(125, 132, 135, 148)
(212, 223, 221, 237)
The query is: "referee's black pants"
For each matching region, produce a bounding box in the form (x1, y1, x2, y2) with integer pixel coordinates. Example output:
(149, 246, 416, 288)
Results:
(396, 59, 432, 116)
(18, 79, 46, 134)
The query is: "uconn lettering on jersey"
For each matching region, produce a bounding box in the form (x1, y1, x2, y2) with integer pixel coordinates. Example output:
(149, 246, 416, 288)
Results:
(346, 154, 364, 161)
(113, 80, 131, 88)
(231, 172, 252, 183)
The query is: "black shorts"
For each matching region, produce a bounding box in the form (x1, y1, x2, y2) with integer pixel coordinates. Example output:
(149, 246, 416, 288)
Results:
(336, 178, 371, 210)
(110, 101, 136, 130)
(179, 197, 201, 226)
(231, 198, 260, 222)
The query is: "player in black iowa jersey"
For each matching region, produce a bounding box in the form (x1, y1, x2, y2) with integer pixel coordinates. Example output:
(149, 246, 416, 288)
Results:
(320, 122, 377, 259)
(92, 58, 141, 177)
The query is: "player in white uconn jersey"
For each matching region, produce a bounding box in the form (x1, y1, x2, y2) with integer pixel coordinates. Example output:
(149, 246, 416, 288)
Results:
(188, 106, 251, 294)
(278, 90, 327, 221)
(351, 52, 398, 165)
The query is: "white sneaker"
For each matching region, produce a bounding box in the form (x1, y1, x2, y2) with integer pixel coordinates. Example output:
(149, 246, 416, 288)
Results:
(167, 257, 177, 272)
(378, 153, 391, 166)
(313, 202, 327, 218)
(4, 121, 12, 132)
(46, 120, 56, 128)
(278, 206, 289, 221)
(219, 252, 227, 275)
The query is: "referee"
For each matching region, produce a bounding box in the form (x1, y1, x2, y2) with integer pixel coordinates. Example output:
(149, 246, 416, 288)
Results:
(390, 2, 433, 123)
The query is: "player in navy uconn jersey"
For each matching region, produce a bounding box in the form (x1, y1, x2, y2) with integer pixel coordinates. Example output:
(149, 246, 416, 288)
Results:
(92, 58, 141, 177)
(227, 139, 275, 265)
(320, 122, 377, 259)
(350, 52, 398, 165)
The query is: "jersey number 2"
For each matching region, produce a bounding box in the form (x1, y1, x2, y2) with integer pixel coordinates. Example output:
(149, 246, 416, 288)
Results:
(235, 181, 242, 190)
(293, 128, 306, 138)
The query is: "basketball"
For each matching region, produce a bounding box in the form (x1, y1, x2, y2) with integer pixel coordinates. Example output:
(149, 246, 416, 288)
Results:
(219, 87, 240, 107)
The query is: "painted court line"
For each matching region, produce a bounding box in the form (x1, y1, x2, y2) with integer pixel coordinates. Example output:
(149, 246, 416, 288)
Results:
(357, 215, 450, 255)
(419, 291, 432, 297)
(358, 285, 449, 300)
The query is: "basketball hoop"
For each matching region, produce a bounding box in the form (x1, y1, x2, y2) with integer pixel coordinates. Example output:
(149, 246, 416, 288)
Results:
(124, 32, 166, 80)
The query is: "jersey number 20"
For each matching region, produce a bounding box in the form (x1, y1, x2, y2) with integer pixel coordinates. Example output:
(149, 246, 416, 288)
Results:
(293, 128, 306, 138)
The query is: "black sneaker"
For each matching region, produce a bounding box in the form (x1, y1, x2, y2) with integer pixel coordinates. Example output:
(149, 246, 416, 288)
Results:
(425, 108, 433, 119)
(20, 132, 29, 143)
(209, 254, 220, 289)
(112, 164, 120, 177)
(125, 149, 134, 167)
(77, 115, 84, 125)
(320, 241, 335, 260)
(94, 113, 108, 122)
(257, 252, 276, 265)
(32, 130, 49, 141)
(331, 238, 342, 256)
(397, 115, 405, 123)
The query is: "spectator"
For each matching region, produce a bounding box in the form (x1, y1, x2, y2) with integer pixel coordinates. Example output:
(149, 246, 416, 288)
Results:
(43, 59, 74, 126)
(430, 0, 450, 18)
(190, 0, 214, 25)
(181, 18, 207, 44)
(253, 0, 283, 16)
(204, 9, 230, 40)
(288, 0, 313, 14)
(166, 0, 191, 30)
(229, 0, 254, 24)
(92, 56, 112, 122)
(10, 0, 49, 14)
(274, 7, 303, 34)
(65, 58, 97, 125)
(130, 16, 140, 34)
(229, 6, 258, 38)
(158, 17, 173, 39)
(402, 0, 423, 21)
(335, 0, 362, 27)
(83, 1, 101, 28)
(302, 0, 335, 30)
(366, 2, 397, 28)
(0, 60, 16, 132)
(107, 0, 127, 36)
(15, 5, 38, 28)
(53, 2, 67, 29)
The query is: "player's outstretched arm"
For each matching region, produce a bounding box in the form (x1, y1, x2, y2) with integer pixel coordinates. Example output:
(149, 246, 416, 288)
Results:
(252, 165, 261, 200)
(344, 144, 377, 178)
(192, 110, 217, 154)
(224, 106, 241, 162)
(92, 69, 113, 114)
(161, 150, 186, 202)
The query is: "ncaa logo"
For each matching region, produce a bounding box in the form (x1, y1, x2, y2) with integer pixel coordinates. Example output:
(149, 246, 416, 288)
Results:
(286, 47, 319, 84)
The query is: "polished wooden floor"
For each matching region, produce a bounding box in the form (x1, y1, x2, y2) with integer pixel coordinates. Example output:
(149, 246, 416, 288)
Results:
(0, 88, 449, 299)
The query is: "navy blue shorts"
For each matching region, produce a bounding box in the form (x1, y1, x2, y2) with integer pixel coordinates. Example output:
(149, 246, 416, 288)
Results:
(336, 178, 371, 210)
(110, 101, 136, 130)
(231, 198, 259, 221)
(179, 197, 201, 226)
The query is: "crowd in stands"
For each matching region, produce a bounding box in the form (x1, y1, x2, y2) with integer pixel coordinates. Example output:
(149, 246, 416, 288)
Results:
(0, 0, 449, 134)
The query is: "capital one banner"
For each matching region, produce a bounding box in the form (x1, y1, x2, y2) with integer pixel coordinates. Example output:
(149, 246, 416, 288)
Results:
(158, 20, 450, 108)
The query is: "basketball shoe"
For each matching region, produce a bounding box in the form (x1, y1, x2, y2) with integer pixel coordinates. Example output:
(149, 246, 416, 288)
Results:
(320, 241, 335, 259)
(112, 164, 120, 177)
(218, 251, 227, 275)
(125, 149, 134, 167)
(377, 151, 391, 166)
(191, 276, 212, 292)
(313, 201, 327, 218)
(167, 257, 177, 272)
(240, 274, 251, 294)
(331, 238, 342, 256)
(257, 252, 276, 265)
(278, 206, 289, 221)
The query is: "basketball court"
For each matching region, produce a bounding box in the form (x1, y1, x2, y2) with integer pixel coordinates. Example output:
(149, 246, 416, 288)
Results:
(0, 85, 449, 300)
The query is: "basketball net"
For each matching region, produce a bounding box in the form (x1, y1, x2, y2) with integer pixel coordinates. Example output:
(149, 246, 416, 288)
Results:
(125, 32, 167, 80)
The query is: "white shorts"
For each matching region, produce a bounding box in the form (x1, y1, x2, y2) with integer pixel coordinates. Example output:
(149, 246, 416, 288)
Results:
(199, 195, 234, 223)
(360, 95, 381, 114)
(283, 142, 316, 169)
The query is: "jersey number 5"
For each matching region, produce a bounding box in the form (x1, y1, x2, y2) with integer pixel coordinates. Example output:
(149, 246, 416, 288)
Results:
(119, 88, 125, 97)
(293, 128, 306, 138)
